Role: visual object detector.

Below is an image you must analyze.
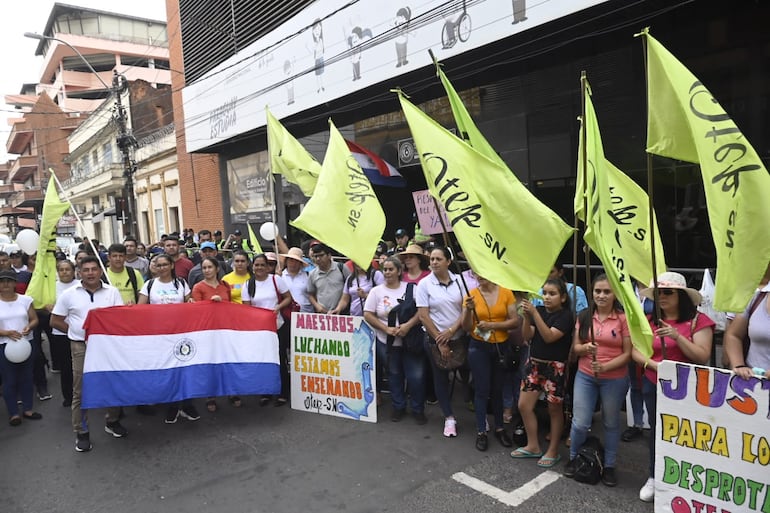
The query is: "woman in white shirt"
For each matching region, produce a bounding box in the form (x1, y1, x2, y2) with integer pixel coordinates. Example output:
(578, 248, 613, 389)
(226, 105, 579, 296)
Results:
(242, 253, 293, 406)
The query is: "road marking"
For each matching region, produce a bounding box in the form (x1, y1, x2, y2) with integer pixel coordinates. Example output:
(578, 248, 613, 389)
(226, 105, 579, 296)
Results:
(452, 470, 562, 507)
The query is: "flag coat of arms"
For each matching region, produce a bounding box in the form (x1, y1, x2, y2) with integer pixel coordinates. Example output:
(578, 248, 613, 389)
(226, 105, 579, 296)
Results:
(81, 302, 280, 408)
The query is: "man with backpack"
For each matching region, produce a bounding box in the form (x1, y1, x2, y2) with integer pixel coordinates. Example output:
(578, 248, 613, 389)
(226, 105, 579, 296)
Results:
(105, 243, 144, 304)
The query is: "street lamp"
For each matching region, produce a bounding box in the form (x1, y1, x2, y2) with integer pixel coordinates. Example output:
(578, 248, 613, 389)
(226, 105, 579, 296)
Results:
(23, 32, 138, 238)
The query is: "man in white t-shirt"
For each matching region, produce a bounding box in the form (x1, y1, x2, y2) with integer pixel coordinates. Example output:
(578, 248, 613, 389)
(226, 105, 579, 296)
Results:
(51, 256, 125, 453)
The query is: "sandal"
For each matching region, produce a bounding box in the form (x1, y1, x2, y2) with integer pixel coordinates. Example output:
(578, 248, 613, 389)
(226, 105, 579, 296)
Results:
(274, 397, 288, 407)
(9, 416, 21, 426)
(259, 396, 271, 407)
(537, 454, 562, 468)
(22, 412, 42, 420)
(206, 399, 217, 412)
(228, 396, 242, 408)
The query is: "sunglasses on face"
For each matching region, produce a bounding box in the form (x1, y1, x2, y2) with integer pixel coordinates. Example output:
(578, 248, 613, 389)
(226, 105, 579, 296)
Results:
(659, 289, 676, 296)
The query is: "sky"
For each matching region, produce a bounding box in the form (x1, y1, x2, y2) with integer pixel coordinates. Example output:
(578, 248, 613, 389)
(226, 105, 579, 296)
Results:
(0, 0, 169, 162)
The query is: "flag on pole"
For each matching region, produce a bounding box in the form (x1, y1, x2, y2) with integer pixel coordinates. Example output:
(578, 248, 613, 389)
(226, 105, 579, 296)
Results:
(579, 79, 654, 356)
(266, 108, 321, 196)
(397, 92, 572, 293)
(345, 140, 406, 188)
(436, 63, 510, 172)
(290, 120, 386, 269)
(81, 302, 280, 408)
(643, 29, 770, 312)
(574, 147, 666, 286)
(247, 223, 263, 254)
(27, 174, 70, 309)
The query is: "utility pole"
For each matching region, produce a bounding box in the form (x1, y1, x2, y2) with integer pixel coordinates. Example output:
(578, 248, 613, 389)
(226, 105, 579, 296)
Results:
(112, 71, 138, 238)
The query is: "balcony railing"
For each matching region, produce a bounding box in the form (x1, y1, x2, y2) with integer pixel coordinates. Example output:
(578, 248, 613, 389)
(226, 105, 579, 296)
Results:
(62, 159, 124, 188)
(7, 155, 38, 183)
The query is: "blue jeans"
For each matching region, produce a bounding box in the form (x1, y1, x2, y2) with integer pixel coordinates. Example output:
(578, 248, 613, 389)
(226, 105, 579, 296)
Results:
(642, 375, 657, 477)
(627, 361, 644, 426)
(503, 344, 528, 410)
(468, 339, 506, 432)
(569, 370, 629, 468)
(0, 344, 34, 417)
(377, 341, 425, 413)
(425, 337, 454, 418)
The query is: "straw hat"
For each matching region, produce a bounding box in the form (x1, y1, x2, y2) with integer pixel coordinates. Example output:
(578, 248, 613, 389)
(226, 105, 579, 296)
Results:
(640, 271, 702, 305)
(280, 247, 306, 263)
(264, 252, 278, 262)
(398, 244, 427, 261)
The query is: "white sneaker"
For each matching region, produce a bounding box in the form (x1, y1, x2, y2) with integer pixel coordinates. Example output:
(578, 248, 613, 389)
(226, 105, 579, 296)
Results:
(443, 418, 457, 438)
(639, 477, 655, 502)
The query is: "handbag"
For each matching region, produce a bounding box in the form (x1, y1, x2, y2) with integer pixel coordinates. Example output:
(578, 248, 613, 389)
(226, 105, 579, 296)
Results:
(386, 283, 424, 355)
(272, 275, 300, 322)
(495, 341, 521, 372)
(430, 335, 468, 370)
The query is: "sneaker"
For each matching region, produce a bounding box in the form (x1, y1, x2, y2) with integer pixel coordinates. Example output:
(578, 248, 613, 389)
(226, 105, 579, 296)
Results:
(75, 432, 92, 452)
(413, 411, 428, 425)
(622, 426, 643, 442)
(50, 368, 61, 374)
(475, 433, 489, 451)
(443, 418, 457, 437)
(426, 396, 438, 406)
(37, 388, 53, 401)
(179, 405, 201, 421)
(390, 408, 406, 422)
(639, 477, 655, 502)
(104, 420, 128, 438)
(563, 458, 577, 478)
(602, 467, 618, 487)
(164, 407, 179, 424)
(493, 429, 513, 448)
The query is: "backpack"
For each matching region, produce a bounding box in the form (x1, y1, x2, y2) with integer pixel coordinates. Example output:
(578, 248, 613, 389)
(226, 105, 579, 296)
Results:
(145, 277, 186, 300)
(387, 282, 424, 355)
(573, 435, 605, 485)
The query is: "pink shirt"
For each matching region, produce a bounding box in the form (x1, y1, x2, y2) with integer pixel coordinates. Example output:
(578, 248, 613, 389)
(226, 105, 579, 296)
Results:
(645, 313, 715, 383)
(576, 311, 630, 380)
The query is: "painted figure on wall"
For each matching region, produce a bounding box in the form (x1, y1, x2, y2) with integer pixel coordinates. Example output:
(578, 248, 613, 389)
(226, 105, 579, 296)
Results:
(512, 0, 527, 24)
(348, 26, 372, 81)
(395, 7, 411, 68)
(311, 20, 325, 92)
(284, 59, 295, 105)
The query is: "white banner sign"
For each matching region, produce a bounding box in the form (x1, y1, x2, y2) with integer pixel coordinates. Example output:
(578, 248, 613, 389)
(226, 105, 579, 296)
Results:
(290, 313, 377, 422)
(655, 361, 770, 513)
(183, 0, 609, 152)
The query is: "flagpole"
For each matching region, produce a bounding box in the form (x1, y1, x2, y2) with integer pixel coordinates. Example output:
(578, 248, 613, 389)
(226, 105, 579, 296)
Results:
(580, 73, 599, 380)
(638, 29, 666, 359)
(49, 170, 110, 282)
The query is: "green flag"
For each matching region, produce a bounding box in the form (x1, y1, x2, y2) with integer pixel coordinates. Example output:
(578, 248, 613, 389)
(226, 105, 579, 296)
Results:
(398, 92, 572, 293)
(644, 30, 770, 312)
(575, 148, 666, 285)
(290, 120, 385, 269)
(27, 175, 70, 309)
(579, 81, 654, 356)
(247, 223, 263, 254)
(266, 108, 320, 196)
(437, 64, 509, 172)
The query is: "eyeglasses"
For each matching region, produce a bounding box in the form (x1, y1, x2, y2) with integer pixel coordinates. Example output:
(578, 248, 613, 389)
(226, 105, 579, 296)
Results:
(659, 289, 676, 296)
(155, 263, 170, 268)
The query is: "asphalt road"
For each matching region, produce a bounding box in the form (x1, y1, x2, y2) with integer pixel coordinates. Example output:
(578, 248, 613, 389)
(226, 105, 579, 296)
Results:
(1, 373, 657, 513)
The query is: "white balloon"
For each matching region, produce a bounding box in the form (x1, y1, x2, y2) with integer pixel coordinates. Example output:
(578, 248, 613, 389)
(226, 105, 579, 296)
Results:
(259, 222, 279, 241)
(15, 229, 40, 255)
(4, 339, 32, 363)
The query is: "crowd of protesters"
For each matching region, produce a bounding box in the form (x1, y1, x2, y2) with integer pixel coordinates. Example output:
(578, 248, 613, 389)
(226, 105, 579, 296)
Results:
(2, 224, 767, 504)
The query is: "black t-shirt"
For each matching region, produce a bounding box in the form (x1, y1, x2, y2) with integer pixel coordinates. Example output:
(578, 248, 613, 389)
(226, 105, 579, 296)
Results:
(529, 306, 573, 362)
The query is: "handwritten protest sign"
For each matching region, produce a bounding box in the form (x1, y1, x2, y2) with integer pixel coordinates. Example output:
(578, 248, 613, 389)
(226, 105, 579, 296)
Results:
(412, 189, 452, 235)
(290, 313, 377, 423)
(656, 361, 770, 512)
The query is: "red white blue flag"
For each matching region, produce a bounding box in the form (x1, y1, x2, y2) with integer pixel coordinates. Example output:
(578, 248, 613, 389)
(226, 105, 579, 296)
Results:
(345, 140, 406, 188)
(81, 302, 280, 408)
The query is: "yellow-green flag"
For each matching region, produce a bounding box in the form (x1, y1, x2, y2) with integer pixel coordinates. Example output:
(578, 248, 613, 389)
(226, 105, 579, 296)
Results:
(247, 223, 263, 254)
(27, 175, 70, 309)
(398, 92, 572, 293)
(643, 30, 770, 312)
(437, 64, 509, 172)
(266, 108, 320, 196)
(579, 81, 654, 356)
(575, 152, 666, 285)
(290, 120, 385, 269)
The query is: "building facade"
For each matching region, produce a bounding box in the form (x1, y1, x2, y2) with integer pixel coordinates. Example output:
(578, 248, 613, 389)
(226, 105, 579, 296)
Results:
(170, 0, 770, 270)
(3, 3, 175, 243)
